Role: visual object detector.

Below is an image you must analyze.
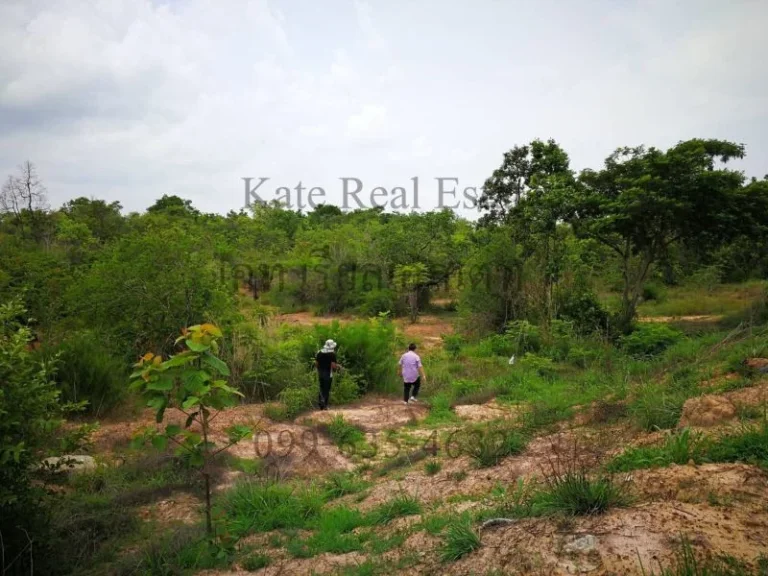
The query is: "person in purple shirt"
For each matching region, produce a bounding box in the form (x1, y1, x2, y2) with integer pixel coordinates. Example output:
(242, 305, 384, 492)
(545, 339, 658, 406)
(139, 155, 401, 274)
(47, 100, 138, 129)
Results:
(398, 343, 427, 404)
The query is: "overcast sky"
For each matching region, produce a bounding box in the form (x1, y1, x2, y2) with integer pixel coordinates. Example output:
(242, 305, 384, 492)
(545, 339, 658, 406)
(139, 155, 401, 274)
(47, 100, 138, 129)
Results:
(1, 0, 766, 217)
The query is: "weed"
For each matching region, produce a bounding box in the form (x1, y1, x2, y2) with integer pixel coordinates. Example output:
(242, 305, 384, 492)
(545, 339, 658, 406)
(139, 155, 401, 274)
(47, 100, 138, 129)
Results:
(630, 384, 686, 431)
(322, 471, 369, 498)
(460, 424, 528, 468)
(607, 429, 705, 472)
(532, 470, 631, 516)
(241, 552, 271, 571)
(425, 459, 442, 475)
(370, 493, 422, 524)
(448, 470, 468, 482)
(640, 536, 754, 575)
(439, 517, 481, 562)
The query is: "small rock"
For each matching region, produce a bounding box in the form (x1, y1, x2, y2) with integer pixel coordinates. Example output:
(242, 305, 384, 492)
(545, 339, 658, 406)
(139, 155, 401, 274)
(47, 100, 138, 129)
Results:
(481, 518, 518, 530)
(40, 455, 97, 474)
(564, 534, 598, 554)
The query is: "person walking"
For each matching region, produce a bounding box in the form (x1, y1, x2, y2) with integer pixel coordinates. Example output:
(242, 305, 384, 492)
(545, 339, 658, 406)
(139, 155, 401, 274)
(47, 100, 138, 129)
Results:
(398, 343, 426, 405)
(315, 339, 338, 410)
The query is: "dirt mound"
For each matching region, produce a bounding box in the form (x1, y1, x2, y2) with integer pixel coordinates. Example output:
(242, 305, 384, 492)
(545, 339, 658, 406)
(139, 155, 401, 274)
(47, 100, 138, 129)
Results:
(679, 395, 737, 427)
(454, 399, 517, 423)
(307, 398, 429, 432)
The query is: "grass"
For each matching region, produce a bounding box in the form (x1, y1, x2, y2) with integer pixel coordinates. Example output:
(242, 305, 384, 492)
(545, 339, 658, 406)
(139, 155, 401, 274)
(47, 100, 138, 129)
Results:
(640, 537, 756, 575)
(459, 423, 528, 467)
(607, 429, 704, 472)
(608, 423, 768, 472)
(241, 552, 271, 571)
(327, 415, 367, 447)
(439, 517, 482, 562)
(322, 471, 370, 498)
(375, 447, 431, 477)
(629, 384, 687, 431)
(370, 493, 422, 525)
(530, 470, 631, 516)
(218, 481, 326, 536)
(424, 459, 442, 475)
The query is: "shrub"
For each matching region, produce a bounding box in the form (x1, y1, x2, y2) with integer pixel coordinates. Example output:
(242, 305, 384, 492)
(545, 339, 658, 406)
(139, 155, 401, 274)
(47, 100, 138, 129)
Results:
(302, 318, 397, 394)
(621, 324, 682, 357)
(278, 386, 316, 419)
(48, 331, 127, 416)
(356, 289, 396, 317)
(642, 282, 667, 302)
(439, 517, 481, 562)
(556, 288, 609, 335)
(505, 320, 541, 355)
(330, 371, 362, 405)
(519, 353, 557, 378)
(443, 333, 465, 358)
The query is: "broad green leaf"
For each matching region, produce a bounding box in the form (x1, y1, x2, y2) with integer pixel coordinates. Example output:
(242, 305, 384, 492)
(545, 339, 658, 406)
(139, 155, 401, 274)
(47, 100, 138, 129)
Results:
(152, 435, 169, 451)
(165, 424, 182, 436)
(202, 353, 230, 376)
(182, 396, 201, 410)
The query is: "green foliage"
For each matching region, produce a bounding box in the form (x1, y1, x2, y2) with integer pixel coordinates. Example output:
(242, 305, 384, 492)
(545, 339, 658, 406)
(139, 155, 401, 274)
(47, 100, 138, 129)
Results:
(370, 493, 422, 525)
(531, 470, 631, 516)
(242, 552, 271, 571)
(442, 333, 465, 357)
(439, 517, 481, 562)
(129, 323, 249, 534)
(608, 429, 704, 471)
(278, 385, 315, 419)
(629, 384, 686, 431)
(642, 282, 668, 302)
(557, 287, 609, 335)
(459, 423, 528, 467)
(303, 318, 397, 393)
(47, 331, 127, 416)
(0, 298, 64, 564)
(621, 324, 683, 357)
(327, 415, 366, 448)
(331, 370, 363, 405)
(219, 481, 325, 536)
(321, 472, 369, 499)
(424, 459, 442, 475)
(518, 353, 557, 378)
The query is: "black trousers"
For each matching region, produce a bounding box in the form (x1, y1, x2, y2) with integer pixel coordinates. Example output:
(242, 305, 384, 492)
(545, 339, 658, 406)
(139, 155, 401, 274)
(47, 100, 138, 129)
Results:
(318, 373, 332, 409)
(404, 377, 421, 402)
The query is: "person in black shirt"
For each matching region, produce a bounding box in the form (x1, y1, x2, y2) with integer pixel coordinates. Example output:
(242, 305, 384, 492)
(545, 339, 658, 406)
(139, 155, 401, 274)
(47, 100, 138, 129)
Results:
(315, 339, 339, 410)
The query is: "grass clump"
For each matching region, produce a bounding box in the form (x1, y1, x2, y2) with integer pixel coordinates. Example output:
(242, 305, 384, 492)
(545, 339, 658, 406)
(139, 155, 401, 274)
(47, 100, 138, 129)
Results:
(424, 392, 460, 426)
(326, 415, 367, 449)
(607, 429, 704, 472)
(241, 552, 271, 571)
(460, 424, 528, 468)
(322, 471, 369, 498)
(424, 459, 442, 475)
(439, 517, 481, 562)
(370, 493, 422, 525)
(218, 481, 325, 536)
(630, 384, 686, 431)
(641, 537, 755, 575)
(531, 470, 631, 516)
(705, 423, 768, 468)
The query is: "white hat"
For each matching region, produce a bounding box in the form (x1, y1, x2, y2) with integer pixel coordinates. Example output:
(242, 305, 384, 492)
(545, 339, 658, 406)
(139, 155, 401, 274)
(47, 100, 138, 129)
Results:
(321, 339, 337, 353)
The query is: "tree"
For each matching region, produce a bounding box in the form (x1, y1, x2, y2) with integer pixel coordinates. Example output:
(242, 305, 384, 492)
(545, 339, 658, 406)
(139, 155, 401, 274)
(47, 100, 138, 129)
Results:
(130, 324, 250, 536)
(62, 197, 124, 242)
(568, 139, 746, 331)
(394, 263, 430, 322)
(478, 139, 573, 324)
(147, 194, 200, 217)
(0, 161, 49, 239)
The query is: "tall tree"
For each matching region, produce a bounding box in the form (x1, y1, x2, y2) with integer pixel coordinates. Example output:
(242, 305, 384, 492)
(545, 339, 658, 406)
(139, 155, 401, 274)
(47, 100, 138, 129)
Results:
(568, 139, 746, 331)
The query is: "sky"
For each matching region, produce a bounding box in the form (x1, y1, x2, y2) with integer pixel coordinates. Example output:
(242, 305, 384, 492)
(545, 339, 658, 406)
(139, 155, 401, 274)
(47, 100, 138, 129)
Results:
(1, 0, 766, 217)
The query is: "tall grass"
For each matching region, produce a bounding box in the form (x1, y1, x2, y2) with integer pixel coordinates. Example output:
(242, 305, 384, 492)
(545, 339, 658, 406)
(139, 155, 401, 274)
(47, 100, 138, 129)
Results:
(439, 517, 481, 562)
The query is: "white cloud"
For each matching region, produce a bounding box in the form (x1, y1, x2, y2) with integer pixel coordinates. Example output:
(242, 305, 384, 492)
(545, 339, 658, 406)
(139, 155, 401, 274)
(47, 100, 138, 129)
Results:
(0, 0, 765, 215)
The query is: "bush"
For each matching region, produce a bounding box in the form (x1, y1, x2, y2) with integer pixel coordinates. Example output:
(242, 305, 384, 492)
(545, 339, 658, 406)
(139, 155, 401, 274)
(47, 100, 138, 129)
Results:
(621, 324, 682, 357)
(505, 320, 541, 355)
(356, 289, 396, 317)
(642, 282, 667, 302)
(439, 517, 481, 562)
(302, 318, 397, 394)
(1, 299, 64, 571)
(48, 332, 127, 416)
(556, 288, 609, 335)
(330, 371, 362, 405)
(442, 333, 465, 358)
(278, 386, 315, 419)
(518, 353, 557, 378)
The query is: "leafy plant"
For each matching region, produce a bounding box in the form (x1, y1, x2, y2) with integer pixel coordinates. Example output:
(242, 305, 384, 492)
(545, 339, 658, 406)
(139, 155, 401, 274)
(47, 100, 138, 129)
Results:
(129, 323, 251, 535)
(621, 324, 682, 357)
